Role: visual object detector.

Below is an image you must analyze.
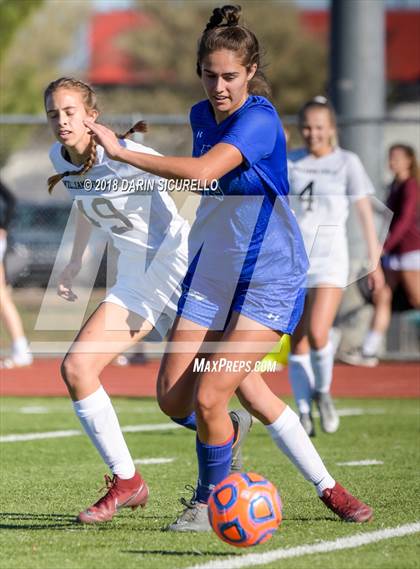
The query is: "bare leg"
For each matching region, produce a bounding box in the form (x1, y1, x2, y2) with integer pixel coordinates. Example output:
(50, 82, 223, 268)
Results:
(62, 301, 154, 400)
(288, 297, 314, 425)
(307, 286, 343, 350)
(0, 262, 26, 341)
(62, 301, 154, 519)
(156, 316, 215, 418)
(290, 293, 311, 354)
(0, 261, 32, 366)
(194, 313, 279, 444)
(400, 270, 420, 308)
(370, 284, 393, 333)
(306, 287, 342, 433)
(237, 371, 286, 424)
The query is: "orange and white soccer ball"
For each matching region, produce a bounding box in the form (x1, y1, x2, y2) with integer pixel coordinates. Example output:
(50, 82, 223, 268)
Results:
(208, 472, 282, 548)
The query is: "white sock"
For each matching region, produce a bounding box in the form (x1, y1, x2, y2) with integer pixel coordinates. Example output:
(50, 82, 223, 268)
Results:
(329, 327, 342, 355)
(288, 353, 315, 414)
(12, 337, 32, 364)
(362, 330, 383, 357)
(265, 406, 335, 496)
(73, 386, 136, 479)
(311, 341, 334, 394)
(12, 337, 29, 356)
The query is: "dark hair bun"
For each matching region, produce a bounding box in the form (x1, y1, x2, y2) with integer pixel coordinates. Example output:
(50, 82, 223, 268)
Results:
(205, 5, 241, 31)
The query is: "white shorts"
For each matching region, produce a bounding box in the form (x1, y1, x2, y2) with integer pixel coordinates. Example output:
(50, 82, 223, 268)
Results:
(104, 247, 188, 340)
(383, 250, 420, 272)
(306, 247, 349, 288)
(0, 237, 6, 263)
(302, 227, 349, 288)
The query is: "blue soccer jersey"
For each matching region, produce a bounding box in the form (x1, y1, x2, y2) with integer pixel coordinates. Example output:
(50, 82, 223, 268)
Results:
(178, 95, 308, 333)
(188, 96, 307, 283)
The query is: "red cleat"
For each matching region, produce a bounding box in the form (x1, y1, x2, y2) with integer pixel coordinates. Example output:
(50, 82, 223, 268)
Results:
(77, 471, 149, 524)
(320, 482, 373, 523)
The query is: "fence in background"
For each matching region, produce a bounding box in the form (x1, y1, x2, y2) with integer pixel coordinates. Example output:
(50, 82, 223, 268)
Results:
(1, 113, 419, 360)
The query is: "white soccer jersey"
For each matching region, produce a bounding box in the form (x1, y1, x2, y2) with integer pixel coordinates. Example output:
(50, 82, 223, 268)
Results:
(49, 139, 189, 336)
(49, 139, 188, 257)
(288, 147, 374, 287)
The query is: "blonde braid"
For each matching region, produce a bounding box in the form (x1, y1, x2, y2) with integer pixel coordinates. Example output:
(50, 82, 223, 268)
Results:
(80, 138, 97, 175)
(47, 138, 97, 194)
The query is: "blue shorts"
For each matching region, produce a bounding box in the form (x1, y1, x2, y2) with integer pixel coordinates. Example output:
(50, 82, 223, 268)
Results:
(177, 272, 306, 334)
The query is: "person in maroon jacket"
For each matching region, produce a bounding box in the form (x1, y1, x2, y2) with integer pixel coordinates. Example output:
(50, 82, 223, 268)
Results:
(341, 144, 420, 366)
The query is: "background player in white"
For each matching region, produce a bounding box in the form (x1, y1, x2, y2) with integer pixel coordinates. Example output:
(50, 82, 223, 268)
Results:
(45, 77, 190, 523)
(288, 96, 384, 436)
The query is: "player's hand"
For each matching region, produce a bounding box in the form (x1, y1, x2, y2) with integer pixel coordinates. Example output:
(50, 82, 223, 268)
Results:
(57, 260, 81, 302)
(83, 121, 123, 161)
(368, 265, 385, 293)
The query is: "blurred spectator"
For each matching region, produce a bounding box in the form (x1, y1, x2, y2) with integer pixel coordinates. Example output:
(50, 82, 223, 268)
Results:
(340, 144, 420, 366)
(0, 180, 33, 368)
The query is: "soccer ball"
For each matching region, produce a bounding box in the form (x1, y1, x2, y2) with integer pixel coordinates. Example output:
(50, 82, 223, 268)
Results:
(208, 472, 282, 548)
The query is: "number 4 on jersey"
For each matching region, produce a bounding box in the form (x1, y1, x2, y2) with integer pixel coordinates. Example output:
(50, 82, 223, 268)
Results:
(299, 181, 314, 212)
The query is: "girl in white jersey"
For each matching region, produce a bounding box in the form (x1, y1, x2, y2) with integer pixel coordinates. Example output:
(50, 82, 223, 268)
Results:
(288, 96, 384, 436)
(45, 77, 190, 523)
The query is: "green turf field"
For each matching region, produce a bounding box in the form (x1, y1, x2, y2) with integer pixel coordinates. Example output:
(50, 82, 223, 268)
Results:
(0, 396, 419, 569)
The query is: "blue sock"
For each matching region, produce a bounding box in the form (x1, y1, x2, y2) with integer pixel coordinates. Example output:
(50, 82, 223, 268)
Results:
(195, 434, 233, 504)
(171, 412, 197, 431)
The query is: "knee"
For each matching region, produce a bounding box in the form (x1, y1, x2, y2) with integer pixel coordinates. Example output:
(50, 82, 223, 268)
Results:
(308, 328, 329, 350)
(374, 285, 392, 305)
(61, 354, 90, 391)
(195, 385, 223, 421)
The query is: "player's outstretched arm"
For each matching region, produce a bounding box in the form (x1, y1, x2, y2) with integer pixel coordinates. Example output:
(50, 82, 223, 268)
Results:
(57, 208, 92, 302)
(84, 120, 243, 184)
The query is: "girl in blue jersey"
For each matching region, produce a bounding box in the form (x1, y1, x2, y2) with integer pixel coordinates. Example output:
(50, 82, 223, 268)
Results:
(87, 4, 373, 529)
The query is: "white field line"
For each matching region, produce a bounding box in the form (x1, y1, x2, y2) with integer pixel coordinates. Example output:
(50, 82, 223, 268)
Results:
(0, 422, 181, 443)
(20, 406, 50, 414)
(182, 522, 420, 569)
(0, 405, 384, 416)
(0, 408, 384, 441)
(0, 404, 161, 414)
(250, 408, 385, 425)
(331, 408, 385, 417)
(134, 458, 175, 465)
(0, 429, 82, 442)
(337, 460, 384, 466)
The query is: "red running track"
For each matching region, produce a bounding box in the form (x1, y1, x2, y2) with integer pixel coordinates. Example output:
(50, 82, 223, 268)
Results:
(0, 359, 418, 398)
